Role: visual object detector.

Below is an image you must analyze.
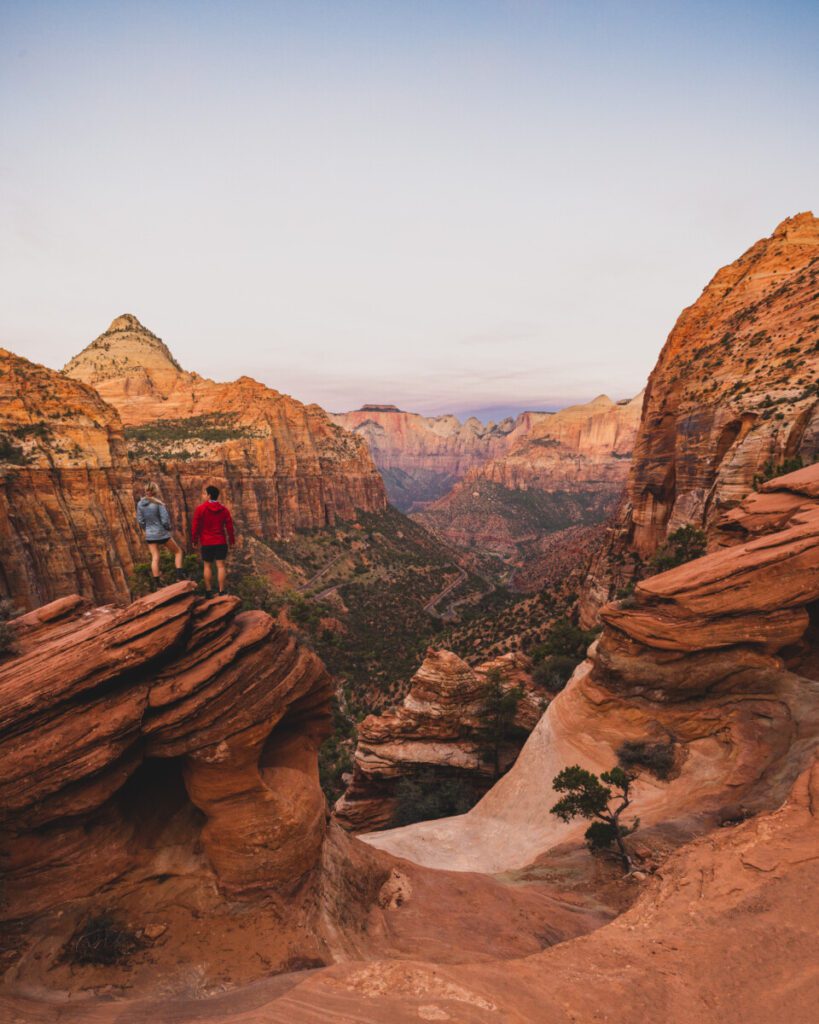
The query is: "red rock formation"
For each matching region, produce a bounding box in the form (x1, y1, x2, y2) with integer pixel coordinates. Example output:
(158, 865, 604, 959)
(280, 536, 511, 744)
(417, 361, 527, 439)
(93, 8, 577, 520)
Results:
(364, 462, 819, 873)
(0, 582, 333, 919)
(65, 315, 388, 542)
(335, 648, 546, 832)
(414, 393, 642, 578)
(0, 349, 143, 609)
(582, 213, 819, 623)
(330, 405, 516, 511)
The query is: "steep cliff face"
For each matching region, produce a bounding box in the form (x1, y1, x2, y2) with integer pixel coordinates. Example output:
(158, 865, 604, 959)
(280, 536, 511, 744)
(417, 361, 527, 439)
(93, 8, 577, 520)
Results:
(334, 649, 545, 832)
(414, 393, 643, 581)
(582, 213, 819, 622)
(0, 349, 142, 609)
(65, 315, 388, 543)
(330, 404, 515, 512)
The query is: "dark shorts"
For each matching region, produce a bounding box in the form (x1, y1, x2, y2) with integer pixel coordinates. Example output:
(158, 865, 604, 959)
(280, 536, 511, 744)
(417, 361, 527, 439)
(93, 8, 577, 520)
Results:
(201, 544, 228, 563)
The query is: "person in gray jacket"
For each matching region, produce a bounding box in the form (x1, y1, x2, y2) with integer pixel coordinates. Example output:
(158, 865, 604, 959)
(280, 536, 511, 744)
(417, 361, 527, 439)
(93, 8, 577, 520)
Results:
(136, 481, 186, 590)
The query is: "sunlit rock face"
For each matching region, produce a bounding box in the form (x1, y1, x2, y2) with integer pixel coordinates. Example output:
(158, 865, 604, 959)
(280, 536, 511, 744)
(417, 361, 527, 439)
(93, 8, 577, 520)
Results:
(582, 213, 819, 624)
(0, 582, 333, 920)
(0, 348, 144, 609)
(65, 315, 388, 543)
(331, 404, 517, 512)
(410, 394, 643, 582)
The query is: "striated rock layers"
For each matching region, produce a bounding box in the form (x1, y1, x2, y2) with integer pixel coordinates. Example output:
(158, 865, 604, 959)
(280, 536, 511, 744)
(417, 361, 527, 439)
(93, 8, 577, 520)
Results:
(65, 314, 387, 544)
(334, 649, 545, 832)
(0, 349, 144, 609)
(415, 393, 643, 574)
(6, 467, 818, 1020)
(330, 405, 516, 512)
(582, 212, 819, 623)
(0, 582, 333, 921)
(364, 462, 819, 873)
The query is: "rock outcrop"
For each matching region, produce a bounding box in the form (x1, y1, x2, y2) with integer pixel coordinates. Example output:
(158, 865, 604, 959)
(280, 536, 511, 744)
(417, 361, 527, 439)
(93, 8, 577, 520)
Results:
(0, 349, 143, 609)
(65, 315, 388, 543)
(335, 649, 545, 832)
(582, 213, 819, 623)
(415, 393, 643, 582)
(0, 582, 334, 919)
(331, 404, 516, 512)
(364, 462, 819, 872)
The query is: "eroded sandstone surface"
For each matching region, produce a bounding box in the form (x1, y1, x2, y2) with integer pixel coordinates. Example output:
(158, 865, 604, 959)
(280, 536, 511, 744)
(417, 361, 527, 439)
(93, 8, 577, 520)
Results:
(583, 212, 819, 622)
(0, 349, 144, 608)
(335, 648, 546, 832)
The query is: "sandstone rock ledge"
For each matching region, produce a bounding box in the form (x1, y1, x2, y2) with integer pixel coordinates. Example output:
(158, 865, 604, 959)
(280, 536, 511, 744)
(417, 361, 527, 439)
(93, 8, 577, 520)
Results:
(0, 582, 334, 919)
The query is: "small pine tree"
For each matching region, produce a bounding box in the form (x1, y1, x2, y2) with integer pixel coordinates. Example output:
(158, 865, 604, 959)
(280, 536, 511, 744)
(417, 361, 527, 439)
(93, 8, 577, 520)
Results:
(550, 764, 639, 871)
(475, 666, 525, 780)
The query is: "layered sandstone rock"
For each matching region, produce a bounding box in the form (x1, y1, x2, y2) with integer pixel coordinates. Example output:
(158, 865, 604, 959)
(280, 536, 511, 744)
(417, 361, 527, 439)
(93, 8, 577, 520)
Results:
(0, 582, 333, 920)
(415, 393, 643, 576)
(582, 213, 819, 623)
(364, 462, 819, 872)
(0, 349, 143, 609)
(331, 404, 516, 512)
(65, 315, 388, 542)
(335, 649, 545, 831)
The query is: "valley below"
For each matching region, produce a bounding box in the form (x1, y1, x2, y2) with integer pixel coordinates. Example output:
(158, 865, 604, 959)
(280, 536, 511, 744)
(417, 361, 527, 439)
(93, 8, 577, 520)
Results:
(2, 212, 819, 1022)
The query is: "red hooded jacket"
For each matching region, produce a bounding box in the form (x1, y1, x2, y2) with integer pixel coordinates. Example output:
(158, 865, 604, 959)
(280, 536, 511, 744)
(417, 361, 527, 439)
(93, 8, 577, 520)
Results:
(191, 501, 235, 547)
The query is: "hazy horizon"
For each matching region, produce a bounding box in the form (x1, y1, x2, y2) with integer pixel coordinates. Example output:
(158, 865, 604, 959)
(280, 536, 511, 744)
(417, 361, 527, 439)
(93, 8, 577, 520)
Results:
(2, 1, 817, 417)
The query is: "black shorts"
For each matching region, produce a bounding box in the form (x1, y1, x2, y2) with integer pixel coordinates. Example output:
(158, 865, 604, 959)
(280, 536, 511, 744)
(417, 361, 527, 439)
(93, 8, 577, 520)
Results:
(201, 544, 228, 563)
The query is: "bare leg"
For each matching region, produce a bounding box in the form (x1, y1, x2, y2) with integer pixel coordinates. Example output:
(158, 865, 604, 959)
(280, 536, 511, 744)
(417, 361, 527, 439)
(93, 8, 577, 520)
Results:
(166, 536, 183, 568)
(148, 543, 161, 579)
(216, 560, 227, 593)
(203, 561, 213, 592)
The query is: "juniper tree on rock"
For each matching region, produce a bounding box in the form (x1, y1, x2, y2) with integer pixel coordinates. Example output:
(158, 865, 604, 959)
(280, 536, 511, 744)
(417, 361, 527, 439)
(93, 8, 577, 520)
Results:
(550, 764, 639, 872)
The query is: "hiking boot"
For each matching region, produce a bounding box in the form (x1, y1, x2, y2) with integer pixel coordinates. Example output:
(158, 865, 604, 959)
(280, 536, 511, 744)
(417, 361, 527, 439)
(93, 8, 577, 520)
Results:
(204, 590, 213, 600)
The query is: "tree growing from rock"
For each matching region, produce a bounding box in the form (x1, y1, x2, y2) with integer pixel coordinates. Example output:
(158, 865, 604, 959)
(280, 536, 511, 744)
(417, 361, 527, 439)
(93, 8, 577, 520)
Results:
(550, 765, 639, 871)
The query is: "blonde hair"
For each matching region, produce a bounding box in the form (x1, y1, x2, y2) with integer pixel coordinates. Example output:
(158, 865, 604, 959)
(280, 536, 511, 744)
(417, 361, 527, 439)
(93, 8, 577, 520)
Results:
(143, 481, 164, 503)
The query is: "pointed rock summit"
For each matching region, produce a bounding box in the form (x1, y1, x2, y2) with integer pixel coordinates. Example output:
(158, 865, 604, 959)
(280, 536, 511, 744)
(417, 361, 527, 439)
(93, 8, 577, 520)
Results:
(64, 313, 183, 390)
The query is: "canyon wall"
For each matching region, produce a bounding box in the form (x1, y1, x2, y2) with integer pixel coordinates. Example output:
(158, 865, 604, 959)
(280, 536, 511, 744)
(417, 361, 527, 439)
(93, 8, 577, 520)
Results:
(0, 349, 143, 609)
(582, 212, 819, 622)
(364, 462, 819, 873)
(330, 404, 516, 512)
(414, 393, 643, 577)
(335, 648, 545, 832)
(65, 315, 388, 546)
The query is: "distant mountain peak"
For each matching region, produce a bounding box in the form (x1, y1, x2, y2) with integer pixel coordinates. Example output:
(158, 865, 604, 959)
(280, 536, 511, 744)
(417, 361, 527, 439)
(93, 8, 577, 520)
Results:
(63, 313, 183, 381)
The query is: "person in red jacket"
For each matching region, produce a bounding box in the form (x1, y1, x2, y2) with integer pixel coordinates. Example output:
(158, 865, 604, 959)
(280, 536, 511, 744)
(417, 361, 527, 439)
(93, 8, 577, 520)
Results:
(191, 485, 235, 597)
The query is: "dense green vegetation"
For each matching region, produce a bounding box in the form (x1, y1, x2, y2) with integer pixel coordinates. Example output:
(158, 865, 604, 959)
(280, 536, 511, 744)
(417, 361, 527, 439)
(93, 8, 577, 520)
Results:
(530, 618, 600, 694)
(753, 454, 804, 489)
(129, 549, 202, 595)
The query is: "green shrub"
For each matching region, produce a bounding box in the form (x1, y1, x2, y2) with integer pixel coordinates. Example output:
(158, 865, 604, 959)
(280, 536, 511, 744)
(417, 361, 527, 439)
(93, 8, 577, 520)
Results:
(532, 654, 577, 694)
(130, 550, 200, 595)
(0, 599, 17, 656)
(390, 770, 478, 827)
(0, 434, 30, 464)
(649, 525, 706, 574)
(753, 455, 804, 490)
(617, 739, 676, 780)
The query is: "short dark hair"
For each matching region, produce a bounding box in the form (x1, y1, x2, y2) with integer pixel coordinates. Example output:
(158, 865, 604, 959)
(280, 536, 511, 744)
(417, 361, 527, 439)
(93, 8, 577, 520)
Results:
(206, 485, 220, 500)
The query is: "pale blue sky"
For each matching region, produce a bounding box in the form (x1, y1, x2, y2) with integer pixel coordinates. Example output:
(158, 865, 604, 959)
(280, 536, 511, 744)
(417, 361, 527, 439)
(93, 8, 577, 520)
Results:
(1, 1, 817, 418)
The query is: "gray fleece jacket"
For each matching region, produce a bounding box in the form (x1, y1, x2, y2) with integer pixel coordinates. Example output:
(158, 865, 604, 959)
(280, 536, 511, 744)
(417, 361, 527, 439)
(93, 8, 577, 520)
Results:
(136, 497, 172, 541)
